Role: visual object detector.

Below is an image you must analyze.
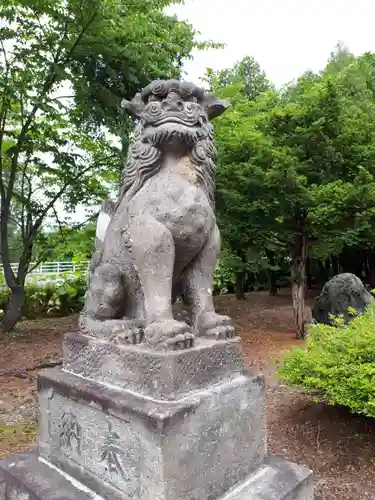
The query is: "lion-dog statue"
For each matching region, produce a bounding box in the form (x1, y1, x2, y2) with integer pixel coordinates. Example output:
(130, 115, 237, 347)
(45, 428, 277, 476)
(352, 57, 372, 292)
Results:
(79, 79, 235, 350)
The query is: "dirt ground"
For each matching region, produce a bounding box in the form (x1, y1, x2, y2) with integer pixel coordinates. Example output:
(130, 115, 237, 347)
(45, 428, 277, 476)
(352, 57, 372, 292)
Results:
(0, 289, 374, 499)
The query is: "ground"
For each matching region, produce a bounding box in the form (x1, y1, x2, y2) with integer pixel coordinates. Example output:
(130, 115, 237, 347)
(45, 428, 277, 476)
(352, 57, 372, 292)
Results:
(0, 289, 374, 499)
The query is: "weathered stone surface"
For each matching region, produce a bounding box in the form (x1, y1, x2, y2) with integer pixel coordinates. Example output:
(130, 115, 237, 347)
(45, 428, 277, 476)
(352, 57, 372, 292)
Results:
(0, 479, 6, 500)
(312, 272, 374, 325)
(0, 453, 312, 500)
(219, 457, 313, 500)
(37, 368, 266, 500)
(80, 79, 236, 350)
(63, 332, 244, 399)
(0, 452, 103, 500)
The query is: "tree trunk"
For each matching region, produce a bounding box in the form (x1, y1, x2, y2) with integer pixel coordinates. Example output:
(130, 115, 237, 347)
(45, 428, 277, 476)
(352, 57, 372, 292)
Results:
(266, 251, 278, 296)
(306, 257, 313, 290)
(332, 256, 339, 276)
(268, 270, 278, 296)
(291, 234, 308, 339)
(1, 286, 25, 333)
(367, 252, 375, 289)
(235, 271, 246, 300)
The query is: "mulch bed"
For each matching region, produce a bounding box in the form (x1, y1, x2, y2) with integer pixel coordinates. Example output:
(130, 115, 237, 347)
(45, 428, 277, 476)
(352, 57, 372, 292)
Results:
(0, 289, 374, 499)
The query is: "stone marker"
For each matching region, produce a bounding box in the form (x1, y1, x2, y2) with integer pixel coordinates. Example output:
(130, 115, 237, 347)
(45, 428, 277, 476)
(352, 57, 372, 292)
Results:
(0, 79, 313, 500)
(313, 272, 374, 325)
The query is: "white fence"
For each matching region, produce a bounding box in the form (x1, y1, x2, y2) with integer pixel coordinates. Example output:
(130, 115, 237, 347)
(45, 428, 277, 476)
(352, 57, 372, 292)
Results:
(4, 261, 90, 277)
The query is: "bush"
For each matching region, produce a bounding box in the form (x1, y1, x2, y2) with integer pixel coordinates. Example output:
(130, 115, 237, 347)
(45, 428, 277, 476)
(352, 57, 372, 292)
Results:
(278, 305, 375, 418)
(0, 273, 87, 320)
(213, 259, 236, 295)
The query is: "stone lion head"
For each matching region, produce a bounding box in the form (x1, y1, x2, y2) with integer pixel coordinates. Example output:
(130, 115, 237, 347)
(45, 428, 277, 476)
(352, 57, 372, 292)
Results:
(118, 79, 228, 207)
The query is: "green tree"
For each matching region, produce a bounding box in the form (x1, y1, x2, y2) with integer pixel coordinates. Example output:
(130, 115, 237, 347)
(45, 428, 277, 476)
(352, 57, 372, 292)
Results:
(206, 58, 281, 299)
(69, 0, 217, 151)
(263, 56, 375, 336)
(35, 223, 97, 262)
(324, 42, 355, 75)
(212, 49, 375, 337)
(206, 56, 273, 101)
(0, 0, 209, 332)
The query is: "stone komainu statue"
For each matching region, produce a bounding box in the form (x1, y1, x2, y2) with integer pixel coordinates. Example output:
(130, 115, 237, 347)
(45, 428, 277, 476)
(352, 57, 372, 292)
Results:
(80, 79, 235, 349)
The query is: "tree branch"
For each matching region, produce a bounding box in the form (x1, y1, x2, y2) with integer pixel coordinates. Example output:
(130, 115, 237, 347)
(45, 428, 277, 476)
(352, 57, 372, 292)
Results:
(0, 40, 11, 202)
(0, 10, 99, 293)
(19, 88, 25, 129)
(52, 205, 66, 240)
(4, 11, 99, 216)
(30, 162, 98, 241)
(19, 153, 33, 239)
(27, 250, 51, 275)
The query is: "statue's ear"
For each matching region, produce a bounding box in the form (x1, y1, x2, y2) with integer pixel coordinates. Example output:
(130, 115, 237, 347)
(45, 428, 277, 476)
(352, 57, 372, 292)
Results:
(121, 93, 144, 118)
(204, 93, 229, 120)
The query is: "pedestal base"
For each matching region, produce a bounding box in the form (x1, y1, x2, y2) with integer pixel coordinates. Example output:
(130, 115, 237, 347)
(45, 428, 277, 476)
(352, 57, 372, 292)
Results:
(221, 457, 313, 500)
(0, 453, 313, 500)
(63, 333, 244, 400)
(0, 452, 103, 500)
(37, 368, 266, 500)
(0, 335, 314, 500)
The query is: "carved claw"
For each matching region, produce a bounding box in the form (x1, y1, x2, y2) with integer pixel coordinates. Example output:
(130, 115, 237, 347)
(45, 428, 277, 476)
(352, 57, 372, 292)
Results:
(195, 312, 236, 340)
(79, 315, 146, 344)
(116, 328, 145, 345)
(203, 325, 236, 340)
(166, 332, 195, 350)
(145, 319, 194, 351)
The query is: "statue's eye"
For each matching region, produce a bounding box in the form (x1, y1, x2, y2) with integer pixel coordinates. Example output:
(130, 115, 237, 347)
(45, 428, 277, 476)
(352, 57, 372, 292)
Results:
(149, 102, 160, 114)
(185, 103, 194, 115)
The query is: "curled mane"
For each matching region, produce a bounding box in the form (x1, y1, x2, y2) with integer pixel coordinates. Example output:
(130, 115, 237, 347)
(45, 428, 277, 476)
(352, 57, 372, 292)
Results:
(118, 122, 162, 202)
(118, 122, 217, 207)
(188, 123, 216, 208)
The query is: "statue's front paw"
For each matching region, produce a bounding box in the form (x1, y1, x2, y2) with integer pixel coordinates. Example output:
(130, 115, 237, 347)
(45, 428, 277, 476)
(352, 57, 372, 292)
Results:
(145, 319, 194, 350)
(196, 312, 236, 340)
(116, 327, 145, 345)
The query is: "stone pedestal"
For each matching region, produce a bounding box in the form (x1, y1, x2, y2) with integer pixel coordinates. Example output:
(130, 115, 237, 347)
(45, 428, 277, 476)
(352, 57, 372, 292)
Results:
(0, 333, 313, 500)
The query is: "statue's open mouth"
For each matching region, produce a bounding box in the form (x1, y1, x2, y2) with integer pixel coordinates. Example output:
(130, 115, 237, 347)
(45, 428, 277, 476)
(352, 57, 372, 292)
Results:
(148, 115, 200, 128)
(142, 120, 207, 148)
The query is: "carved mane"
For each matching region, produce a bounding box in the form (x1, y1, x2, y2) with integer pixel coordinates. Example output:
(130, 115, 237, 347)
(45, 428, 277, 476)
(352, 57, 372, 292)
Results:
(118, 122, 217, 207)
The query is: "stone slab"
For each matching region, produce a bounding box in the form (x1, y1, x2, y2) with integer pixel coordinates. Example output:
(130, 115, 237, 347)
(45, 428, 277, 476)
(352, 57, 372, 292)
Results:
(38, 368, 266, 500)
(0, 453, 313, 500)
(219, 456, 313, 500)
(0, 452, 103, 500)
(63, 332, 244, 400)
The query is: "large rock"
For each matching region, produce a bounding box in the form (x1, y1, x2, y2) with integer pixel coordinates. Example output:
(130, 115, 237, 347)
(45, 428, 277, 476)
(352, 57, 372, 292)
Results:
(312, 273, 374, 325)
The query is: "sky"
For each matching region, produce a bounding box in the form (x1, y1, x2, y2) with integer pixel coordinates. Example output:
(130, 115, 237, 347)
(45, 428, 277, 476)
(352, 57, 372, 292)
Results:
(168, 0, 375, 87)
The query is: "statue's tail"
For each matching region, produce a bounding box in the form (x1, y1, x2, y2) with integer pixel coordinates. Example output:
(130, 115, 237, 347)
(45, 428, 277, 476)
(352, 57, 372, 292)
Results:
(95, 199, 117, 249)
(87, 199, 117, 286)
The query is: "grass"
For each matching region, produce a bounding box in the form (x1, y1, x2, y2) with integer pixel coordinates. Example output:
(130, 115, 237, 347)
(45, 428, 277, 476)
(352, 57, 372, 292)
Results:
(0, 421, 38, 459)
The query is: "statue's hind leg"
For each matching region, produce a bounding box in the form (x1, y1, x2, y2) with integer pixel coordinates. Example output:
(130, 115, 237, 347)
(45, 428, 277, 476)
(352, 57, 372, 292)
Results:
(182, 224, 235, 339)
(80, 262, 144, 343)
(127, 215, 193, 350)
(83, 262, 125, 320)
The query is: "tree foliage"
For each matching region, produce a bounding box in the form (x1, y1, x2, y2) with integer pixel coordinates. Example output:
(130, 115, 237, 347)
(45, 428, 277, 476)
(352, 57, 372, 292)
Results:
(34, 223, 96, 261)
(209, 50, 375, 335)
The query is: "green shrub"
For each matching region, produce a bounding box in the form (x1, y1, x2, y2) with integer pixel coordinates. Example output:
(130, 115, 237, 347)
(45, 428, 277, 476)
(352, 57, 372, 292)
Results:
(278, 305, 375, 418)
(213, 259, 235, 295)
(0, 273, 87, 320)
